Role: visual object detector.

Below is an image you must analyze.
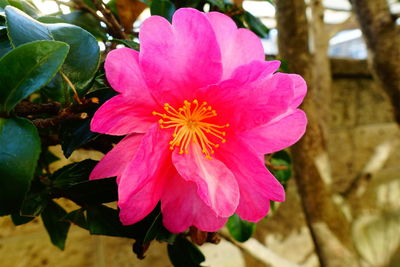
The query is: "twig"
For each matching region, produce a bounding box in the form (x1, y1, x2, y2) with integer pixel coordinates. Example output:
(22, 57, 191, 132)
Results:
(33, 108, 88, 128)
(60, 71, 82, 104)
(14, 101, 61, 116)
(71, 0, 111, 27)
(92, 0, 128, 39)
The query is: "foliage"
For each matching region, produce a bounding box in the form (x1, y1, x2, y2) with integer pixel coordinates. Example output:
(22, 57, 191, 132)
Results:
(0, 1, 289, 266)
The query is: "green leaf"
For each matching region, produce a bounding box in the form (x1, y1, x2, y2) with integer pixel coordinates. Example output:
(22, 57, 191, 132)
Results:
(106, 0, 119, 19)
(243, 11, 269, 38)
(7, 0, 39, 17)
(227, 214, 256, 242)
(0, 40, 69, 113)
(206, 0, 225, 10)
(11, 213, 35, 225)
(150, 0, 176, 22)
(59, 89, 116, 158)
(5, 6, 100, 94)
(60, 11, 107, 40)
(20, 180, 48, 216)
(63, 209, 88, 230)
(0, 117, 41, 216)
(86, 204, 129, 237)
(0, 28, 12, 58)
(167, 237, 205, 267)
(50, 159, 98, 188)
(50, 159, 118, 204)
(143, 212, 177, 244)
(269, 150, 292, 186)
(112, 39, 140, 50)
(41, 200, 70, 250)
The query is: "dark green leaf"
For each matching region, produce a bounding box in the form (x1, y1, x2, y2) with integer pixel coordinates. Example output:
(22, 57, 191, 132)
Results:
(63, 209, 88, 230)
(243, 11, 269, 38)
(167, 237, 205, 267)
(41, 200, 70, 250)
(143, 212, 177, 244)
(5, 6, 100, 94)
(11, 213, 35, 225)
(150, 0, 176, 22)
(0, 117, 41, 216)
(112, 39, 140, 50)
(58, 177, 118, 205)
(49, 159, 117, 204)
(60, 11, 107, 40)
(206, 0, 225, 10)
(86, 204, 128, 237)
(0, 40, 69, 113)
(60, 89, 116, 158)
(0, 28, 12, 58)
(50, 159, 97, 188)
(269, 150, 292, 186)
(227, 214, 256, 242)
(20, 180, 48, 216)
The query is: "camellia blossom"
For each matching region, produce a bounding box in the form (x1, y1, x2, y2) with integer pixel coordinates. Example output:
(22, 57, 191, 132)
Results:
(89, 8, 307, 233)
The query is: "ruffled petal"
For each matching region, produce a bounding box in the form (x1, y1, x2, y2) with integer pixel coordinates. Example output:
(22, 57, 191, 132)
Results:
(139, 8, 222, 104)
(206, 12, 265, 79)
(172, 144, 239, 217)
(197, 61, 290, 132)
(161, 172, 228, 233)
(241, 109, 307, 155)
(90, 94, 156, 135)
(217, 137, 285, 222)
(120, 124, 172, 194)
(118, 169, 165, 225)
(105, 47, 150, 96)
(89, 134, 143, 181)
(289, 74, 307, 109)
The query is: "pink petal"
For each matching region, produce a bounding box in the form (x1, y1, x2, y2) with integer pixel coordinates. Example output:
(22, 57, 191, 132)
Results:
(197, 61, 291, 133)
(120, 124, 172, 194)
(105, 48, 150, 96)
(118, 169, 165, 225)
(172, 144, 239, 217)
(241, 109, 307, 155)
(90, 94, 156, 135)
(89, 134, 143, 181)
(289, 74, 307, 109)
(161, 172, 228, 233)
(217, 137, 285, 222)
(206, 12, 265, 79)
(139, 8, 222, 104)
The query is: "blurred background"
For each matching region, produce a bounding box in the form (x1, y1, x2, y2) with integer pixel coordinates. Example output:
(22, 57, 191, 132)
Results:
(0, 0, 399, 266)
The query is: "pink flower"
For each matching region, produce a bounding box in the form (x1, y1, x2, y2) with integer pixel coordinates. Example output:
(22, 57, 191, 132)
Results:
(89, 8, 307, 233)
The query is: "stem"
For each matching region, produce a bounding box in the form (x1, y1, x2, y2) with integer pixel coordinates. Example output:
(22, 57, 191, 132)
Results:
(60, 71, 82, 104)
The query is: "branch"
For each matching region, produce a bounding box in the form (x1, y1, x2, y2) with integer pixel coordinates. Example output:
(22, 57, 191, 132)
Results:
(14, 101, 61, 116)
(92, 0, 128, 39)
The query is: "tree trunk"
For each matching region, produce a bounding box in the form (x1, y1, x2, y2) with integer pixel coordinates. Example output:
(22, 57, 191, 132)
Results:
(352, 0, 400, 124)
(276, 1, 359, 266)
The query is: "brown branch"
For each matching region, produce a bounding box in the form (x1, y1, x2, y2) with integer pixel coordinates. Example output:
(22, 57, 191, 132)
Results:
(92, 0, 128, 39)
(276, 0, 359, 266)
(70, 0, 111, 27)
(33, 110, 88, 128)
(352, 0, 400, 125)
(14, 101, 61, 116)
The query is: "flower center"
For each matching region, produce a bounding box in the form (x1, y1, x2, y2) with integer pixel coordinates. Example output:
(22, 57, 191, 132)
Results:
(152, 99, 229, 160)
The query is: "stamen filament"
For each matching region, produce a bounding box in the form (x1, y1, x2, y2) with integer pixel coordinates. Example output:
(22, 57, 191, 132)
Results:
(153, 100, 229, 159)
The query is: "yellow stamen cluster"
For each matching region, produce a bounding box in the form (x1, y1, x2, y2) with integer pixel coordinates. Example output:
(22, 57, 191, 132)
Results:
(152, 100, 229, 160)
